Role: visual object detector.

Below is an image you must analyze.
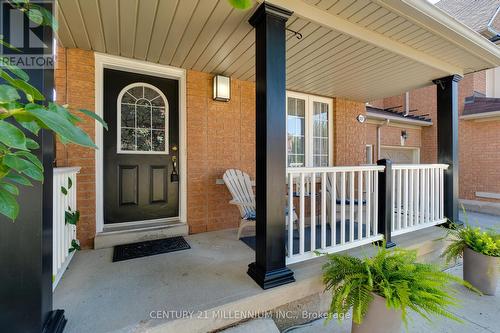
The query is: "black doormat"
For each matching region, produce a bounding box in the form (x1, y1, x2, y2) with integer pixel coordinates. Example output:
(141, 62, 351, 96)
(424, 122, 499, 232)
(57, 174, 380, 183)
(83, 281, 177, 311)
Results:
(112, 236, 190, 262)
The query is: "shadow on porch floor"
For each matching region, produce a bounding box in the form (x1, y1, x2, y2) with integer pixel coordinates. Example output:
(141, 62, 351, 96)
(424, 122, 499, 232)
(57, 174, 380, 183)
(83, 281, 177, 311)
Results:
(54, 227, 447, 333)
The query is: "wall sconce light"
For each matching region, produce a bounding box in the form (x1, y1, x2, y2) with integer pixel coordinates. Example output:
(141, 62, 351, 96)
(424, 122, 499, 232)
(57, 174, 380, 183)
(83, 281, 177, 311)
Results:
(213, 75, 231, 102)
(401, 130, 408, 146)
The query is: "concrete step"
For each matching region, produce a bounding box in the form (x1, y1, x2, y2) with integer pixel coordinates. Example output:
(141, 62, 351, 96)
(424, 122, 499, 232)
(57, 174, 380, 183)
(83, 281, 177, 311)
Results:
(220, 318, 280, 333)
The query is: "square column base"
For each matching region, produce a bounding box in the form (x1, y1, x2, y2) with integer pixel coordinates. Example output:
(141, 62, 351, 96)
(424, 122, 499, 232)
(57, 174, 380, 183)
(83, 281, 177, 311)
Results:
(247, 262, 295, 290)
(42, 309, 67, 333)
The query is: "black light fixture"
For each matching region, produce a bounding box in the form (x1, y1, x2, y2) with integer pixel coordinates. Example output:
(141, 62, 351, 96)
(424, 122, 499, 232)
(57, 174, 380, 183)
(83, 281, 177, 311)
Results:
(401, 130, 408, 140)
(213, 74, 231, 102)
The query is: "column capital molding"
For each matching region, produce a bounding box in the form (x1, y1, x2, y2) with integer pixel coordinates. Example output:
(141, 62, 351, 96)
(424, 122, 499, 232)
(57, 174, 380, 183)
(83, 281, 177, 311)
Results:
(432, 74, 463, 89)
(249, 2, 293, 27)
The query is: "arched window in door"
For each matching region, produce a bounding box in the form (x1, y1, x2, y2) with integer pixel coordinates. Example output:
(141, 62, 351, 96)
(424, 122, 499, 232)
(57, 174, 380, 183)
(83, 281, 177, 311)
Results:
(117, 82, 169, 154)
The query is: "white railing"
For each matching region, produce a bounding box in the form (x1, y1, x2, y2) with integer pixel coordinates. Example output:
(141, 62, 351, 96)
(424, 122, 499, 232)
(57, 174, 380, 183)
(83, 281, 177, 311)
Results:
(286, 166, 385, 264)
(53, 167, 80, 290)
(391, 164, 448, 236)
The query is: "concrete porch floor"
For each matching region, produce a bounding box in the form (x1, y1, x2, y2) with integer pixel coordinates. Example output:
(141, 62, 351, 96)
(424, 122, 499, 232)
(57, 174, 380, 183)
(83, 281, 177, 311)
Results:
(54, 226, 450, 333)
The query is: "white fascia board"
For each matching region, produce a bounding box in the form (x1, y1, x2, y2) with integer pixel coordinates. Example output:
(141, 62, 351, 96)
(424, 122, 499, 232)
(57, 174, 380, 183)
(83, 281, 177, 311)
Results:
(260, 0, 463, 75)
(376, 0, 500, 69)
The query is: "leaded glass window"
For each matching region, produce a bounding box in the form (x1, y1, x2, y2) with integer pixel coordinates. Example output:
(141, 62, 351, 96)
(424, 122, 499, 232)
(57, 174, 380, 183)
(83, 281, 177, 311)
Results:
(117, 83, 168, 154)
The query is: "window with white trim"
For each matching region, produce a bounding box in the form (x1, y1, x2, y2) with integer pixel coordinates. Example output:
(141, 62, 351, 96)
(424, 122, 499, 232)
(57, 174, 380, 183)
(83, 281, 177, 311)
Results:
(286, 92, 333, 167)
(117, 83, 169, 154)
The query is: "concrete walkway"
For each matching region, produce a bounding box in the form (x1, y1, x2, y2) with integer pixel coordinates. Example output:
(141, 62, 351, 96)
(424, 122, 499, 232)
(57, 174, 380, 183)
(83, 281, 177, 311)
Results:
(460, 210, 499, 230)
(226, 264, 499, 333)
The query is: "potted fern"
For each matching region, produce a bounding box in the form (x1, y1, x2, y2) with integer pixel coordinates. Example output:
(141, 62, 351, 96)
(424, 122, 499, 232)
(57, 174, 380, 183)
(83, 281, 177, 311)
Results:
(322, 243, 472, 333)
(441, 217, 499, 295)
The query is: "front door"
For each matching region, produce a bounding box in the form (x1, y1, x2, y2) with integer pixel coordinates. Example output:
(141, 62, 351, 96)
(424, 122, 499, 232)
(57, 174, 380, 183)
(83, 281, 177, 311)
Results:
(103, 69, 179, 224)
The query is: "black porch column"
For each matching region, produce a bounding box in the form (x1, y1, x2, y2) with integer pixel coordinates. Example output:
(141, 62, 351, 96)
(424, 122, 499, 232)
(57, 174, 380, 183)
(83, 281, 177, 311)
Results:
(0, 1, 66, 332)
(433, 75, 463, 225)
(247, 3, 295, 289)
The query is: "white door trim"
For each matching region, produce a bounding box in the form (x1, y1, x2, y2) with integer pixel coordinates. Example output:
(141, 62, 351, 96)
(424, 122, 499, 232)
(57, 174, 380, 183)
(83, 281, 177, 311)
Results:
(94, 52, 187, 233)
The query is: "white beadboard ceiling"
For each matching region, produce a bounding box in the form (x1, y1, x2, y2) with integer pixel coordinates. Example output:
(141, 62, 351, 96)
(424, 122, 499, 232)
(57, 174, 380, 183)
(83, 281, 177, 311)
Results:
(56, 0, 500, 101)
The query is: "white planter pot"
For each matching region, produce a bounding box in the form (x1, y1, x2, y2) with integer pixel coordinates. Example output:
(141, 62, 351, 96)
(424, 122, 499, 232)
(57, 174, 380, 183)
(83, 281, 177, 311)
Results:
(351, 293, 402, 333)
(463, 247, 499, 295)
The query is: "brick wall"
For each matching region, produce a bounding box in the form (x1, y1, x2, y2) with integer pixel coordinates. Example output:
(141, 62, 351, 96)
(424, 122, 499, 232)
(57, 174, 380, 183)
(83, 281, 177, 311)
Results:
(186, 70, 256, 233)
(55, 47, 96, 248)
(333, 98, 366, 165)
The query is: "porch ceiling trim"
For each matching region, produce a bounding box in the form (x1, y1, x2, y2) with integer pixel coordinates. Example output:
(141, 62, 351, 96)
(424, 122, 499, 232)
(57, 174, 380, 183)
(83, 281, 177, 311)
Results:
(262, 0, 464, 75)
(374, 0, 500, 68)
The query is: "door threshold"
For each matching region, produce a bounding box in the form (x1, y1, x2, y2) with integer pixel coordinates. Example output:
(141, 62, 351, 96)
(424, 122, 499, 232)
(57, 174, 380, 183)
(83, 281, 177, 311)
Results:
(95, 220, 188, 249)
(102, 219, 183, 234)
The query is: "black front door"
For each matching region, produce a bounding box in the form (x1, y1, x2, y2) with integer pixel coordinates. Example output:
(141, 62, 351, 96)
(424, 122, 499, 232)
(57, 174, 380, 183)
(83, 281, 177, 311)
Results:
(103, 69, 179, 224)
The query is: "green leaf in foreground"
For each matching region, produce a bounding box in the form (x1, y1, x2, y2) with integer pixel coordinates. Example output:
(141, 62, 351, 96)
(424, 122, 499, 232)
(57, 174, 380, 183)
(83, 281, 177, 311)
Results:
(0, 190, 19, 220)
(3, 154, 43, 181)
(0, 84, 21, 102)
(0, 182, 19, 196)
(227, 0, 253, 10)
(3, 172, 33, 186)
(0, 120, 27, 150)
(76, 109, 108, 130)
(26, 105, 97, 148)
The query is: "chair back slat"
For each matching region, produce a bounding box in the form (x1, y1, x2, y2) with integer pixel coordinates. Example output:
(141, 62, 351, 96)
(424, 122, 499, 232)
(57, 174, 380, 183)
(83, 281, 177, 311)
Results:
(223, 169, 256, 218)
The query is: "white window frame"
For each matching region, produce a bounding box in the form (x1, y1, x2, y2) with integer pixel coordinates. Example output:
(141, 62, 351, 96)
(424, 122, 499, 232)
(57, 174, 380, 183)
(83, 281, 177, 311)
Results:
(286, 91, 334, 167)
(365, 144, 374, 165)
(117, 82, 170, 155)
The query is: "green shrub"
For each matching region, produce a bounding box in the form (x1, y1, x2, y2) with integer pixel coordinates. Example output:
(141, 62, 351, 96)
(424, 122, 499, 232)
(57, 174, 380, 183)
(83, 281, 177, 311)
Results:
(441, 215, 500, 262)
(322, 242, 473, 326)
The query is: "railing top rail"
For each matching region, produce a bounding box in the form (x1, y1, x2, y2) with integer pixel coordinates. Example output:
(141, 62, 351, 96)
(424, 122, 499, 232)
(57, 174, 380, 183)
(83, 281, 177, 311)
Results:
(392, 164, 449, 170)
(54, 167, 82, 174)
(287, 165, 385, 173)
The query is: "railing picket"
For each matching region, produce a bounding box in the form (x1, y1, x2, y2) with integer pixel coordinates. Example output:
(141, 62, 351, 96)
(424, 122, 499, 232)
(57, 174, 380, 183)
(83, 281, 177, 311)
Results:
(366, 170, 372, 237)
(300, 173, 305, 255)
(358, 171, 363, 241)
(321, 172, 327, 249)
(415, 168, 420, 225)
(434, 168, 440, 221)
(341, 171, 346, 245)
(288, 173, 294, 258)
(397, 169, 402, 231)
(420, 168, 425, 225)
(403, 169, 408, 228)
(408, 169, 414, 227)
(440, 168, 444, 219)
(311, 172, 316, 251)
(349, 171, 355, 243)
(331, 172, 337, 247)
(391, 169, 396, 231)
(430, 167, 435, 222)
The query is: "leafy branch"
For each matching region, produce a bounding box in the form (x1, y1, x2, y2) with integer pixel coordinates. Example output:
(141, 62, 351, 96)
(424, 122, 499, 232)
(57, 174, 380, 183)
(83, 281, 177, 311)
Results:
(0, 1, 107, 220)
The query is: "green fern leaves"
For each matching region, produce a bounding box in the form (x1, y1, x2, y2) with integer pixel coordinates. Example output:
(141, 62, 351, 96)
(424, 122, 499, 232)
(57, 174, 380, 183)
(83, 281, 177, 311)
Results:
(323, 243, 471, 326)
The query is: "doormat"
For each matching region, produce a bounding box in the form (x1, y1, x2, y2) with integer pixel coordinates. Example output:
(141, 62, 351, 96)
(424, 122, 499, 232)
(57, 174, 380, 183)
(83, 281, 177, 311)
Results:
(112, 236, 190, 262)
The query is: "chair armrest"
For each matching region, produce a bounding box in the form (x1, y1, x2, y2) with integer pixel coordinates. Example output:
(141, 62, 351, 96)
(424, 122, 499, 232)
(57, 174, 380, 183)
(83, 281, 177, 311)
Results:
(229, 200, 255, 208)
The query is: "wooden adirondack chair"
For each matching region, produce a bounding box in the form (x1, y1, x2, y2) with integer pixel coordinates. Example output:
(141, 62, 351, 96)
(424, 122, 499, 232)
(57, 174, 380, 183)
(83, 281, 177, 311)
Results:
(223, 169, 298, 239)
(223, 169, 256, 239)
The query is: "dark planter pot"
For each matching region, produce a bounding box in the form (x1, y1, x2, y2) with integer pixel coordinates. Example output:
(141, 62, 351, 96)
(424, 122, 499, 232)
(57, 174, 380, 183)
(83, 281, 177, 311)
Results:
(351, 293, 402, 333)
(463, 247, 499, 296)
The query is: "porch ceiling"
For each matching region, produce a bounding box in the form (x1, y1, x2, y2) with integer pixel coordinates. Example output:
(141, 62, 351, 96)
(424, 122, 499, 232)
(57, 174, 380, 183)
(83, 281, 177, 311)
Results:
(56, 0, 500, 101)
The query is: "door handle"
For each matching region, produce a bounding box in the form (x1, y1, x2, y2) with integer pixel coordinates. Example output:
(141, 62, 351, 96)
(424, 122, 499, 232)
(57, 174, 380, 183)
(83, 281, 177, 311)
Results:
(171, 155, 179, 182)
